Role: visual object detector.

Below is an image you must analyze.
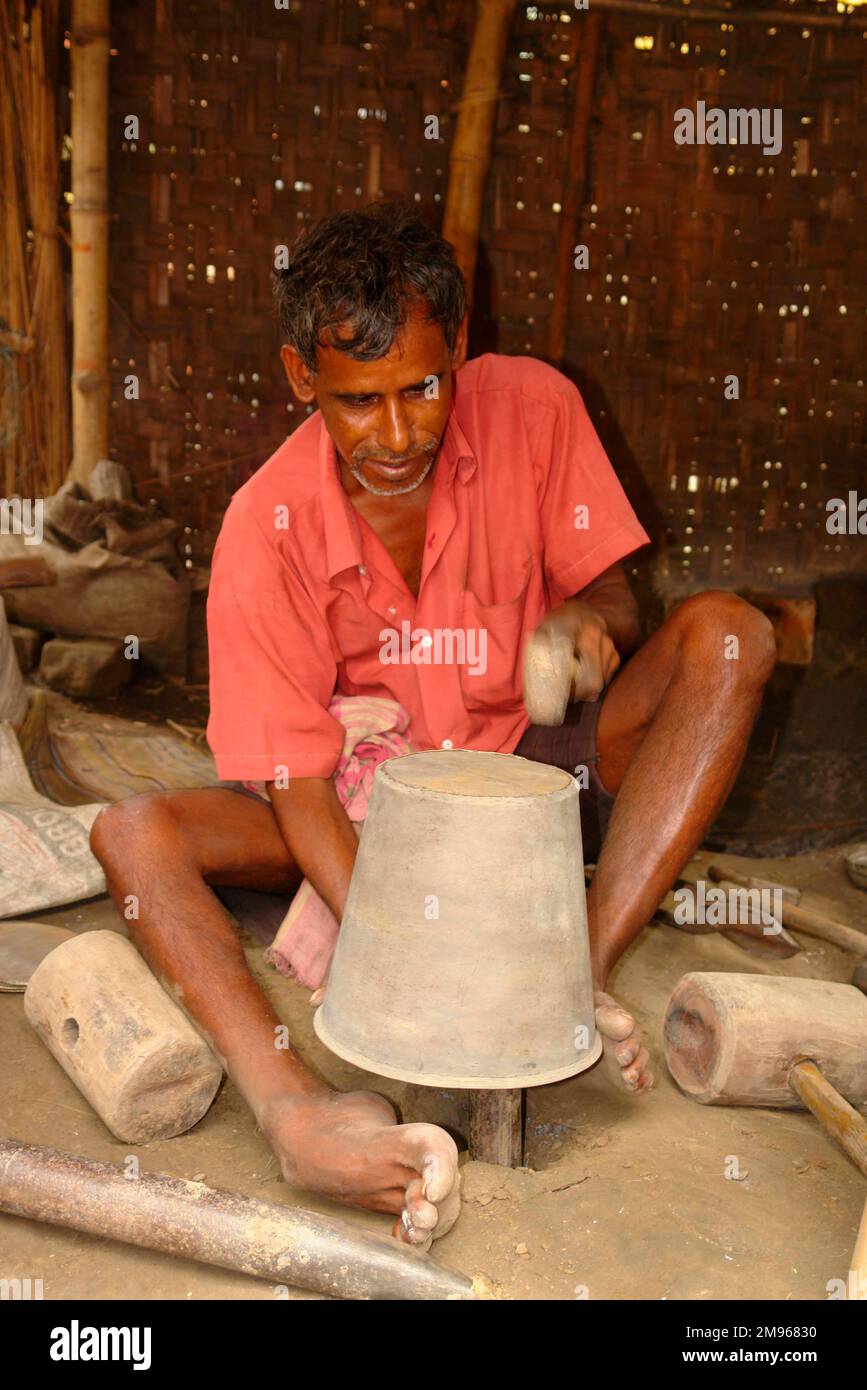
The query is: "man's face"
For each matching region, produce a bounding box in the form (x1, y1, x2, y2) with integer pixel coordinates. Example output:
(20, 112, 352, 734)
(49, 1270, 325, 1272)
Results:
(281, 302, 467, 497)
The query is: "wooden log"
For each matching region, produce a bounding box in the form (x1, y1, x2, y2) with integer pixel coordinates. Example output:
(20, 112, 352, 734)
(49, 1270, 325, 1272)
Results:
(25, 931, 222, 1143)
(0, 1138, 475, 1301)
(441, 0, 517, 305)
(467, 1088, 524, 1167)
(664, 972, 867, 1109)
(547, 10, 602, 366)
(70, 0, 111, 483)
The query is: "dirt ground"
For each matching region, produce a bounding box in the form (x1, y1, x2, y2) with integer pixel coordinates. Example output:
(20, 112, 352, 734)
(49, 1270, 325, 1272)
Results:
(2, 837, 865, 1302)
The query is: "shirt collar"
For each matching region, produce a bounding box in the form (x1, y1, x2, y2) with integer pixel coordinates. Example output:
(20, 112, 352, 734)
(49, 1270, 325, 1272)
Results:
(318, 409, 477, 581)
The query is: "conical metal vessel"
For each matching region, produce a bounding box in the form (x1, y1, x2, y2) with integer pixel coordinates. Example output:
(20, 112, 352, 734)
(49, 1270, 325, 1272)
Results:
(314, 749, 601, 1088)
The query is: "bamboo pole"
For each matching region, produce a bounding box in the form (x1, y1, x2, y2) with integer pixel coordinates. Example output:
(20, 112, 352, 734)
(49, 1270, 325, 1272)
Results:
(442, 0, 517, 306)
(587, 0, 867, 28)
(70, 0, 110, 484)
(547, 10, 602, 367)
(0, 1, 68, 498)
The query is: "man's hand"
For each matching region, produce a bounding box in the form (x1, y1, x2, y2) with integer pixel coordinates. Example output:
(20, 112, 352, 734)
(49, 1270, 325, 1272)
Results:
(559, 601, 621, 702)
(261, 1090, 461, 1249)
(524, 600, 621, 723)
(594, 989, 654, 1093)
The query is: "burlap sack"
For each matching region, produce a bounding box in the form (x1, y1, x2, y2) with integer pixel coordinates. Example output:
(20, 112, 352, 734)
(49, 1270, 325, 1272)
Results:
(0, 533, 190, 677)
(0, 722, 106, 917)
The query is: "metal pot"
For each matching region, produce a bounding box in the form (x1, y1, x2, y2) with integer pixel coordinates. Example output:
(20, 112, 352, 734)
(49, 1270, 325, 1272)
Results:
(314, 749, 601, 1088)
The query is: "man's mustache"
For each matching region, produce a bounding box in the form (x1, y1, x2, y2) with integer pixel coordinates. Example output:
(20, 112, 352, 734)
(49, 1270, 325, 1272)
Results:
(354, 438, 439, 466)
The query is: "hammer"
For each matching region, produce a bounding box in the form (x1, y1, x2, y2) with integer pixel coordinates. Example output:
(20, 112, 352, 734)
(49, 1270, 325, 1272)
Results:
(663, 972, 867, 1177)
(707, 863, 867, 991)
(708, 864, 867, 957)
(522, 622, 578, 726)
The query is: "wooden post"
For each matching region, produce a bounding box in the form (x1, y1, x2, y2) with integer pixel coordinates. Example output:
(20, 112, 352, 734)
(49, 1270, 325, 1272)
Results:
(467, 1088, 525, 1167)
(547, 11, 602, 366)
(70, 0, 110, 484)
(850, 1196, 867, 1302)
(441, 0, 517, 307)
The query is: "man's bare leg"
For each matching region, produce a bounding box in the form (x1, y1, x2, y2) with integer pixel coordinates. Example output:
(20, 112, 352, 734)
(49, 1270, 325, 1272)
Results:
(588, 591, 777, 1090)
(89, 790, 459, 1245)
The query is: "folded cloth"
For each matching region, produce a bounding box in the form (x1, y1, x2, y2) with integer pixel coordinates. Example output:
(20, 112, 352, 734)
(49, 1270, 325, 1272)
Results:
(264, 695, 413, 989)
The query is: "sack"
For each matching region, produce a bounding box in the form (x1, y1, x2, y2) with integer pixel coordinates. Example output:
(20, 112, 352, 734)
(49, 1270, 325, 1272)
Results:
(0, 533, 190, 677)
(0, 722, 106, 918)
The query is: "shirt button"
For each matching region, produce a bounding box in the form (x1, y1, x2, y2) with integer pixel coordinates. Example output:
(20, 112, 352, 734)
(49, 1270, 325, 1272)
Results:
(358, 564, 368, 576)
(388, 605, 396, 615)
(421, 634, 433, 648)
(441, 739, 453, 749)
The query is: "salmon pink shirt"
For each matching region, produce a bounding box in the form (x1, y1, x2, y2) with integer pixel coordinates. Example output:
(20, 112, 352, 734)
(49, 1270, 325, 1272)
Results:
(206, 353, 649, 781)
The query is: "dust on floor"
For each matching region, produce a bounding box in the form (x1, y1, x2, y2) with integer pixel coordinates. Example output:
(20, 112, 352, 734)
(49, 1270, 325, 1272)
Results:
(1, 844, 864, 1301)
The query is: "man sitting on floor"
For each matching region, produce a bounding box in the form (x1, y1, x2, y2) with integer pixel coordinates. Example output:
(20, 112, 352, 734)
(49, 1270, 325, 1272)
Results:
(90, 204, 776, 1247)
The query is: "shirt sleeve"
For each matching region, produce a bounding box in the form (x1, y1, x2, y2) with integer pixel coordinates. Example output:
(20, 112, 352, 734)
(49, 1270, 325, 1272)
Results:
(528, 374, 650, 599)
(206, 501, 343, 781)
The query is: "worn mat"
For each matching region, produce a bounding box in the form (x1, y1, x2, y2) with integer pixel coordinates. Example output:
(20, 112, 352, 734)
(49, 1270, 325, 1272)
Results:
(49, 725, 218, 802)
(18, 688, 218, 804)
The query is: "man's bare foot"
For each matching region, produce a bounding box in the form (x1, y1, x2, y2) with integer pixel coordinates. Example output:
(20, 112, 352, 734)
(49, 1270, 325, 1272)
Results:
(261, 1090, 460, 1250)
(594, 990, 654, 1093)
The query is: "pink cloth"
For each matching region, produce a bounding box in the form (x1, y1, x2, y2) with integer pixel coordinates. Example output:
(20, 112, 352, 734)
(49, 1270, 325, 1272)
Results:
(264, 694, 413, 989)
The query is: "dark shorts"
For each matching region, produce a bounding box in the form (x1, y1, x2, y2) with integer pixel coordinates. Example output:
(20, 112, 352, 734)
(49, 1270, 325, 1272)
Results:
(513, 697, 614, 863)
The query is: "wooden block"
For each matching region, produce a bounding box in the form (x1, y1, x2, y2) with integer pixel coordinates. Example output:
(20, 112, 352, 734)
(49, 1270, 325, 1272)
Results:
(466, 1089, 525, 1167)
(40, 636, 131, 698)
(24, 931, 223, 1143)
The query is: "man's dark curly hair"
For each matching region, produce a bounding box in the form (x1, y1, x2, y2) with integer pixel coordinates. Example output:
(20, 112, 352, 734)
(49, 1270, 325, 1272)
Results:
(272, 202, 467, 372)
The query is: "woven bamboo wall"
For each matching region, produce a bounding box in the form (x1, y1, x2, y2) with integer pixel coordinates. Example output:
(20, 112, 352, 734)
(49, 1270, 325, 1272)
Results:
(105, 0, 867, 591)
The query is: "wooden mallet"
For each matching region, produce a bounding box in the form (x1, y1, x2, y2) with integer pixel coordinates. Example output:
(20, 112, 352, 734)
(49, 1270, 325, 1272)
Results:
(664, 972, 867, 1177)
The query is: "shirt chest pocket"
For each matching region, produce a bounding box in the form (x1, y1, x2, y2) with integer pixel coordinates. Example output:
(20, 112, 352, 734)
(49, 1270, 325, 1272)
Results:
(458, 555, 536, 710)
